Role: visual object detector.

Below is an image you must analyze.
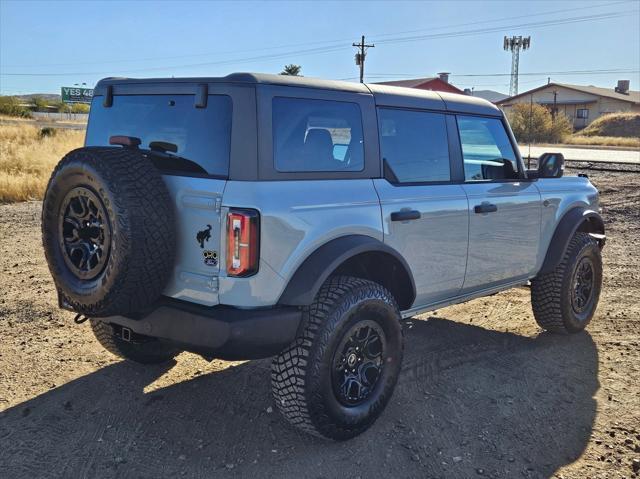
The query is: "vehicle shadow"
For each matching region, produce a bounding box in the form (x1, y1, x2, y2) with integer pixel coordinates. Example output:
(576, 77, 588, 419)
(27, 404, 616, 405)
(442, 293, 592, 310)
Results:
(0, 317, 598, 479)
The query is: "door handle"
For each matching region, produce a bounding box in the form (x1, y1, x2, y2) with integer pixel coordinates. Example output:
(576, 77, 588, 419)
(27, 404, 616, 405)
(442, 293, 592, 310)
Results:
(391, 210, 421, 222)
(474, 203, 498, 214)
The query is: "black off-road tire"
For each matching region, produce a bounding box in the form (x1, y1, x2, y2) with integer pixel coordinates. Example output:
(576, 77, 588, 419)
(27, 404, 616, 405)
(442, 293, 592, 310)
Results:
(271, 276, 403, 440)
(90, 319, 179, 364)
(42, 147, 175, 317)
(531, 232, 603, 333)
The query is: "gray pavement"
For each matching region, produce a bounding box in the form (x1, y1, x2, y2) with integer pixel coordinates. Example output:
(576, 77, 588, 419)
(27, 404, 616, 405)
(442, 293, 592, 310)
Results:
(519, 144, 640, 165)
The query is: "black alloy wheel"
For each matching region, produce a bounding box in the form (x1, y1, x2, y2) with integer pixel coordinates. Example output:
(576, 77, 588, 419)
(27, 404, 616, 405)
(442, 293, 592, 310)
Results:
(59, 187, 111, 280)
(571, 257, 595, 316)
(332, 320, 386, 406)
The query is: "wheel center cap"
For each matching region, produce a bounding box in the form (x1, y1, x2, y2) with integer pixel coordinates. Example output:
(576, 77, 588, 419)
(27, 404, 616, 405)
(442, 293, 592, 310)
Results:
(347, 353, 358, 368)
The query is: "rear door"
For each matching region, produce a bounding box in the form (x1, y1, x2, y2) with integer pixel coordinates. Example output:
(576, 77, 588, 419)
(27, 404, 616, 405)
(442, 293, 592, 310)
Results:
(454, 115, 541, 291)
(374, 108, 469, 307)
(85, 84, 245, 306)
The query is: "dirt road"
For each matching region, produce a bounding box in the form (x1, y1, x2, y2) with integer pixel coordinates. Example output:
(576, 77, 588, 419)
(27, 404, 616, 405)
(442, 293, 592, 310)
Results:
(1, 170, 639, 479)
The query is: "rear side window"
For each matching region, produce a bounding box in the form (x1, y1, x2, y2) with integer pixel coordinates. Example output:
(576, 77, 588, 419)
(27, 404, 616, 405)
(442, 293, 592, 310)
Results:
(272, 97, 364, 172)
(378, 108, 450, 183)
(456, 116, 519, 181)
(86, 94, 232, 177)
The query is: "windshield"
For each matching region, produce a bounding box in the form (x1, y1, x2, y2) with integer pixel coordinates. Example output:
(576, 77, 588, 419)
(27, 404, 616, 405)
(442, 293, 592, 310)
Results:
(86, 94, 232, 177)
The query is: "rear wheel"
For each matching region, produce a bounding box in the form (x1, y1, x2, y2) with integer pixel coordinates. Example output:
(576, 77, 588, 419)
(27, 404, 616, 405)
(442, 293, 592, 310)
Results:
(531, 232, 603, 333)
(271, 276, 403, 440)
(90, 319, 179, 365)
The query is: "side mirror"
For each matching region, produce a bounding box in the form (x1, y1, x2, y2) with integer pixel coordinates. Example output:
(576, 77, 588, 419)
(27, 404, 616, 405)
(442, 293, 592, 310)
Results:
(537, 152, 565, 178)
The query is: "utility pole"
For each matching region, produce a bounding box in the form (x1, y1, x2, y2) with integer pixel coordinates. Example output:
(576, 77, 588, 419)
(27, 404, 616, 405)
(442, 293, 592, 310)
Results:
(503, 35, 531, 96)
(552, 90, 558, 122)
(353, 35, 375, 83)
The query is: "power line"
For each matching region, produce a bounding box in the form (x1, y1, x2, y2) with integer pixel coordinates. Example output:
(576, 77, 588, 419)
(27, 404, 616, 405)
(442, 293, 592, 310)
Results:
(2, 8, 636, 78)
(372, 11, 634, 46)
(368, 0, 631, 40)
(0, 44, 350, 77)
(346, 69, 638, 80)
(3, 0, 628, 69)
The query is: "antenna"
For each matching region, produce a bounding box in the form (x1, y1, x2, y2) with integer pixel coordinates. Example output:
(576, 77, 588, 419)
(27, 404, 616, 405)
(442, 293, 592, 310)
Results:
(503, 35, 531, 96)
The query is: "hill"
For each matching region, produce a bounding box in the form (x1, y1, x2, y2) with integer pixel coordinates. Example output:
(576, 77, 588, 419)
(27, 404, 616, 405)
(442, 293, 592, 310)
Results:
(12, 93, 62, 102)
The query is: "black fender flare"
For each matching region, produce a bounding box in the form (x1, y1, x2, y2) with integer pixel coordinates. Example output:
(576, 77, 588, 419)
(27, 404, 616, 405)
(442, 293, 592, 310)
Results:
(277, 234, 416, 308)
(538, 207, 605, 276)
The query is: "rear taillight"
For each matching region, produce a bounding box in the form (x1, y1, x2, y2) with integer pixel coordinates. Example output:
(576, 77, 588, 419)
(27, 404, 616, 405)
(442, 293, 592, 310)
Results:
(226, 209, 259, 277)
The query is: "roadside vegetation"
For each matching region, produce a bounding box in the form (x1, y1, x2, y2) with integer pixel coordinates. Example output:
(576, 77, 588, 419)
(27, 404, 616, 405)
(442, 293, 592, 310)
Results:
(507, 103, 573, 144)
(579, 112, 640, 138)
(0, 124, 84, 203)
(0, 95, 90, 117)
(0, 96, 33, 118)
(563, 135, 639, 148)
(508, 106, 639, 148)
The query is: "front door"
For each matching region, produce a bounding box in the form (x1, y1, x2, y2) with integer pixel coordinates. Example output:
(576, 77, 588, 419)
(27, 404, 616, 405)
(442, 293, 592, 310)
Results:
(374, 108, 468, 307)
(455, 115, 542, 291)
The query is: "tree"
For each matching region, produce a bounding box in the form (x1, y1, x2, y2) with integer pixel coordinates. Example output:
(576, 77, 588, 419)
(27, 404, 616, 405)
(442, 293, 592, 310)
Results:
(507, 103, 572, 144)
(31, 96, 49, 112)
(71, 103, 90, 113)
(54, 101, 69, 113)
(280, 64, 302, 76)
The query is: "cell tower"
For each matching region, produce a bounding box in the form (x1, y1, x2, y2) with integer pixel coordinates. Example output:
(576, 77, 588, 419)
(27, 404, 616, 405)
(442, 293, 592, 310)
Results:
(503, 35, 531, 96)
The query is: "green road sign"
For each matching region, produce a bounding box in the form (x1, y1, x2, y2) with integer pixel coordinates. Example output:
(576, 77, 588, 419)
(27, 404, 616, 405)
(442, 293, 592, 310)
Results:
(61, 86, 94, 104)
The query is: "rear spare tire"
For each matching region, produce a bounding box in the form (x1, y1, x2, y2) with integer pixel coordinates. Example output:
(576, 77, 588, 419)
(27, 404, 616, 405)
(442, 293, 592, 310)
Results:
(42, 147, 175, 317)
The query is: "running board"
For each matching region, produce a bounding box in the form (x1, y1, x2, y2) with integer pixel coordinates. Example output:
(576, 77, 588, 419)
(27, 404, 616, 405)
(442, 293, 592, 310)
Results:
(400, 278, 530, 319)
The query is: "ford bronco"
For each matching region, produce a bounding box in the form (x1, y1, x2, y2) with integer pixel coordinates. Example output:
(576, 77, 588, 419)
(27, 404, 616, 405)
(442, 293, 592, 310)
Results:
(42, 73, 604, 440)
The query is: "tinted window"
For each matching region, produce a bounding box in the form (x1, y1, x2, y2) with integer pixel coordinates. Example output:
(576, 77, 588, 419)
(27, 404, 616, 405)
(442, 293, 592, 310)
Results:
(273, 97, 364, 172)
(378, 108, 450, 183)
(86, 94, 232, 176)
(457, 116, 519, 181)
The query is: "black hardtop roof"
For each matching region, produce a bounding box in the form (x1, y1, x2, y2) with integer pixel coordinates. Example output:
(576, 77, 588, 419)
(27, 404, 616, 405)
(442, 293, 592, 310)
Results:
(94, 72, 501, 116)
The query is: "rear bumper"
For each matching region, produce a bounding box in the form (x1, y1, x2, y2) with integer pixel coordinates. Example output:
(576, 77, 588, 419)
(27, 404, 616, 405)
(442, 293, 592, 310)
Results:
(94, 298, 302, 360)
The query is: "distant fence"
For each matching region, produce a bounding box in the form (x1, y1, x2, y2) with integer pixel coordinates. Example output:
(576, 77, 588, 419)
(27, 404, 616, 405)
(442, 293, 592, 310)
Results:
(32, 112, 88, 122)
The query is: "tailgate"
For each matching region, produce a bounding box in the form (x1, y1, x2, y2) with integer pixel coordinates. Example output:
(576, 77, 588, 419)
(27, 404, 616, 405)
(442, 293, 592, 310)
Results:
(161, 175, 226, 306)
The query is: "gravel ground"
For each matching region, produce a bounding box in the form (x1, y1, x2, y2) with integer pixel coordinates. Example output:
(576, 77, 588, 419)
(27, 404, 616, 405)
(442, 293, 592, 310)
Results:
(1, 169, 639, 479)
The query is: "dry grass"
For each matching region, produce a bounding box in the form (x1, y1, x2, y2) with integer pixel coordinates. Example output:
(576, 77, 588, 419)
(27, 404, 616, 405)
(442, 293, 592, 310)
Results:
(579, 112, 640, 138)
(564, 135, 640, 148)
(0, 124, 84, 203)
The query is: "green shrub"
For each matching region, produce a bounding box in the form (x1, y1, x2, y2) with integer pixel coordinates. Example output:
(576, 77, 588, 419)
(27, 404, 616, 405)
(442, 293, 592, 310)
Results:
(39, 127, 57, 138)
(31, 96, 49, 112)
(0, 96, 32, 118)
(507, 103, 572, 143)
(71, 103, 90, 113)
(54, 101, 69, 113)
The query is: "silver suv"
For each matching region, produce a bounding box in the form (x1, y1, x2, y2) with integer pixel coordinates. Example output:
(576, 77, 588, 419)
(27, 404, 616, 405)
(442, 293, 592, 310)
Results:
(42, 73, 605, 440)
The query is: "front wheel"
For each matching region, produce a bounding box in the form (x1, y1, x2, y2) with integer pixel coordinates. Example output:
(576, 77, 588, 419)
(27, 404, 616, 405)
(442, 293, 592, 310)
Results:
(271, 276, 403, 440)
(531, 232, 603, 333)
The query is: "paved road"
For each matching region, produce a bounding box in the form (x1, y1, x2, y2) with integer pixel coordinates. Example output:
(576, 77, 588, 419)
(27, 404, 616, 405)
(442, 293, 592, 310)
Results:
(519, 145, 640, 165)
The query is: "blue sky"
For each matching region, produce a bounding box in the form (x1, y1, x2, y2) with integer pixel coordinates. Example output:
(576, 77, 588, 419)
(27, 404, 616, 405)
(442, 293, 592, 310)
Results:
(1, 0, 639, 95)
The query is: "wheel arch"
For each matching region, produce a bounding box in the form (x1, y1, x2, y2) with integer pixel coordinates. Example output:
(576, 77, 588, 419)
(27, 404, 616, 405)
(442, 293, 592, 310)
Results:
(277, 235, 416, 310)
(538, 206, 605, 276)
